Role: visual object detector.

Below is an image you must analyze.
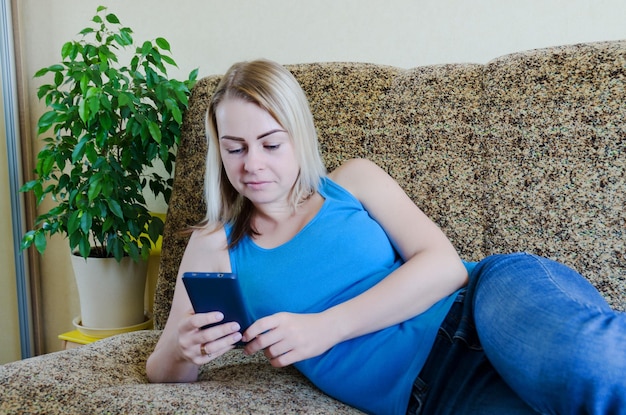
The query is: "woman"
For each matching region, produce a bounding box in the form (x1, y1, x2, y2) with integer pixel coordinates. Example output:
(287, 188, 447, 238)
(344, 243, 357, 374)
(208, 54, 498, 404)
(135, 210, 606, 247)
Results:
(146, 59, 626, 414)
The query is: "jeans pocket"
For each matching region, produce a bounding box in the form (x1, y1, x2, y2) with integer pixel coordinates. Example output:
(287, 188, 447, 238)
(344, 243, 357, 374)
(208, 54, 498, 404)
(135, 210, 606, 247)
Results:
(407, 376, 429, 415)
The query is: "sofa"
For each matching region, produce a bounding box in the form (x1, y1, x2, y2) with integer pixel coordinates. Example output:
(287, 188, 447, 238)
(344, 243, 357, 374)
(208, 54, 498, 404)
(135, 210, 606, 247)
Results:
(1, 40, 624, 414)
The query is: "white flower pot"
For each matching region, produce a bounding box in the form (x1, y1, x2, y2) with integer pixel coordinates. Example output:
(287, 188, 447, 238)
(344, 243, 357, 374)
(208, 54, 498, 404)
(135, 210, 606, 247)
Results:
(70, 253, 148, 329)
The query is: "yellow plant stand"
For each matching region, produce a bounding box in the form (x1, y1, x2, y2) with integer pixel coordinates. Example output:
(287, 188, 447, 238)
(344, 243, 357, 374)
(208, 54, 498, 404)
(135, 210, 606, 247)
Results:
(58, 330, 99, 350)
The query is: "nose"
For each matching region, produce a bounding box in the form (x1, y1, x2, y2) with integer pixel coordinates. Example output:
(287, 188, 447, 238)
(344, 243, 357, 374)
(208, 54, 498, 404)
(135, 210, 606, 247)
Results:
(243, 146, 265, 172)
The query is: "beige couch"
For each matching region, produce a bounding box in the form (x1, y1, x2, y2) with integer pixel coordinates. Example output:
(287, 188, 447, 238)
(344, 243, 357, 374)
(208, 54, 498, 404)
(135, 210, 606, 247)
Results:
(1, 40, 624, 414)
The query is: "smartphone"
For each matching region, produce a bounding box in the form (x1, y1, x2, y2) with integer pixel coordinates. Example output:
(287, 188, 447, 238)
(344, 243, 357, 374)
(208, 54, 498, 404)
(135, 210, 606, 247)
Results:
(182, 272, 253, 343)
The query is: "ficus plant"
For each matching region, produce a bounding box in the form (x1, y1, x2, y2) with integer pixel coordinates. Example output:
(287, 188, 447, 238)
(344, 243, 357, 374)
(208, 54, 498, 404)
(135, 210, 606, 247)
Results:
(20, 5, 198, 262)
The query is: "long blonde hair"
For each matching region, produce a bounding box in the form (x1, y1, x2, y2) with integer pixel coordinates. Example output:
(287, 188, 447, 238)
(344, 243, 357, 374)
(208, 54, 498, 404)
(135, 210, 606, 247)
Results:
(202, 59, 326, 247)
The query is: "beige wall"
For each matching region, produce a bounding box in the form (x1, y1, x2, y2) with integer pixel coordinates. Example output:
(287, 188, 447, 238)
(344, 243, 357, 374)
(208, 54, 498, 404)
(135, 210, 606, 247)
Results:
(12, 0, 626, 354)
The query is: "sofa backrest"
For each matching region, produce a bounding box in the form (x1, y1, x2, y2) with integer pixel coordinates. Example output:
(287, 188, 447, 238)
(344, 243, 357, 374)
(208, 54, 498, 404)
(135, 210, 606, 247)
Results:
(155, 42, 625, 328)
(481, 41, 626, 310)
(377, 64, 486, 261)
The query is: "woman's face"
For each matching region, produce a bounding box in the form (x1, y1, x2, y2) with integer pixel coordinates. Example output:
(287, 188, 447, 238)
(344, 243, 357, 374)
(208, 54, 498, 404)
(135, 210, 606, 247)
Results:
(216, 97, 300, 209)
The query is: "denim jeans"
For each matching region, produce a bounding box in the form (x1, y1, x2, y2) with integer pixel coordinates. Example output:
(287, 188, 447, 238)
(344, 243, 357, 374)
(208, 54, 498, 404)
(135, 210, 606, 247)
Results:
(407, 253, 626, 415)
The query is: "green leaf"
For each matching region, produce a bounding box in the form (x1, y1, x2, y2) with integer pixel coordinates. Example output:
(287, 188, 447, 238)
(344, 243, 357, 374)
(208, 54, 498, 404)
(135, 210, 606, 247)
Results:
(103, 215, 114, 232)
(37, 111, 59, 132)
(127, 242, 139, 261)
(141, 243, 151, 260)
(161, 55, 176, 66)
(79, 27, 95, 36)
(68, 210, 81, 235)
(147, 121, 161, 143)
(141, 41, 152, 56)
(88, 95, 100, 116)
(118, 92, 132, 107)
(34, 231, 48, 254)
(20, 230, 35, 250)
(101, 180, 113, 198)
(80, 74, 89, 94)
(165, 98, 183, 124)
(19, 180, 39, 193)
(34, 67, 49, 78)
(71, 138, 87, 163)
(87, 177, 102, 201)
(36, 85, 53, 99)
(78, 235, 91, 258)
(85, 142, 97, 164)
(39, 153, 56, 177)
(155, 37, 170, 52)
(108, 199, 124, 219)
(99, 112, 112, 131)
(118, 28, 133, 46)
(80, 211, 93, 234)
(61, 42, 73, 59)
(109, 237, 124, 262)
(48, 64, 65, 72)
(189, 68, 199, 82)
(147, 216, 163, 242)
(54, 71, 63, 87)
(69, 230, 82, 251)
(78, 99, 88, 123)
(105, 13, 120, 24)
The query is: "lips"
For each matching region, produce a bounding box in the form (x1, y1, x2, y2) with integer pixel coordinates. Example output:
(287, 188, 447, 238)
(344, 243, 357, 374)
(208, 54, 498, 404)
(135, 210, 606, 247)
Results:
(244, 180, 271, 190)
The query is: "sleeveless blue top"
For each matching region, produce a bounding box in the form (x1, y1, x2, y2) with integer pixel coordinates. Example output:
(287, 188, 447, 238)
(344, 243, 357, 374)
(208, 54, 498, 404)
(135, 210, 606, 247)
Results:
(226, 177, 462, 414)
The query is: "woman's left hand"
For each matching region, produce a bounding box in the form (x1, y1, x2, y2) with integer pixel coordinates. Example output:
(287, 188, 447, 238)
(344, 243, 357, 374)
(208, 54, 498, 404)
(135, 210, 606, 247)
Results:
(242, 312, 336, 367)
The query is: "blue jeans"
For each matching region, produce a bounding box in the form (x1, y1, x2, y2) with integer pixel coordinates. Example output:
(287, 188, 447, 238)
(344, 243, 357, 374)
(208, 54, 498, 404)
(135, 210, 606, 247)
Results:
(407, 253, 626, 414)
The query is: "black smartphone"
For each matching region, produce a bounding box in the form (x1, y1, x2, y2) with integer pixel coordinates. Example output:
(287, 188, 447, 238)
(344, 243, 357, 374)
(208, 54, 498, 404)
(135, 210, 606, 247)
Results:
(182, 272, 253, 342)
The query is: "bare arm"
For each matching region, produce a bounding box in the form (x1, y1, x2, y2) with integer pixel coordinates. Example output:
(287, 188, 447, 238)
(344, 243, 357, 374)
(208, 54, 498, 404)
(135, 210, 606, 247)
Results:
(323, 158, 468, 341)
(146, 228, 242, 383)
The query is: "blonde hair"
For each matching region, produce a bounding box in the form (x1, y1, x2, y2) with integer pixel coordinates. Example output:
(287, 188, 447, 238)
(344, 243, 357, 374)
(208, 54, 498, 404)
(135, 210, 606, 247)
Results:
(202, 59, 326, 246)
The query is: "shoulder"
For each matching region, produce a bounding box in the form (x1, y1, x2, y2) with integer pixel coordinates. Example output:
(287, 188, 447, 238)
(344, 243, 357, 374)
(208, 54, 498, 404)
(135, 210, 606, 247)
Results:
(179, 225, 231, 272)
(188, 225, 228, 249)
(328, 158, 398, 201)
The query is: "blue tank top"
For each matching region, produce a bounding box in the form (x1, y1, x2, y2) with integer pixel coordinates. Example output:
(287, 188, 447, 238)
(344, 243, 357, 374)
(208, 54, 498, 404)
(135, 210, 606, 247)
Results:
(226, 177, 461, 415)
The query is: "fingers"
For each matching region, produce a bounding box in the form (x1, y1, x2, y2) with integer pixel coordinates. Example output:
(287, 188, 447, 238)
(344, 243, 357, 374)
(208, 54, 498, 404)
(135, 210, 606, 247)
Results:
(187, 310, 224, 330)
(178, 310, 243, 365)
(242, 314, 298, 366)
(242, 315, 278, 354)
(242, 312, 332, 368)
(195, 331, 241, 364)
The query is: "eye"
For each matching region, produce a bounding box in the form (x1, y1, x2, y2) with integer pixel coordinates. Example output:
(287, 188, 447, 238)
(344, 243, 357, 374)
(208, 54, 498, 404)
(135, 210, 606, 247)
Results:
(225, 147, 245, 155)
(264, 144, 281, 151)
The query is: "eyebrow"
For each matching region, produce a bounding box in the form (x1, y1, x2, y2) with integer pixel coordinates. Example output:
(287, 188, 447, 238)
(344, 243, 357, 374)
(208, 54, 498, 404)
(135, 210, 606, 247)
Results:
(220, 129, 287, 141)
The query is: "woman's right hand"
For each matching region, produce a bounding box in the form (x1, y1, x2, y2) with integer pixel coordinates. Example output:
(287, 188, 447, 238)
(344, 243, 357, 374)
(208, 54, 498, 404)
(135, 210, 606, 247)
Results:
(146, 227, 235, 383)
(177, 309, 244, 365)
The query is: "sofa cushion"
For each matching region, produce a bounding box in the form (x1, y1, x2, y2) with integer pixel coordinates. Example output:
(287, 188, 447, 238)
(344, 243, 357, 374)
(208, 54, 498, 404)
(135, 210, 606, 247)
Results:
(378, 63, 486, 262)
(482, 41, 626, 310)
(0, 331, 360, 414)
(85, 349, 359, 414)
(0, 331, 159, 414)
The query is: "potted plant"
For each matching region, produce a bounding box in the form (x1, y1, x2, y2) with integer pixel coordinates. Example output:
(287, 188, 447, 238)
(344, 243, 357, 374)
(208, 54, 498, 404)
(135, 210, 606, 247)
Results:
(20, 6, 197, 331)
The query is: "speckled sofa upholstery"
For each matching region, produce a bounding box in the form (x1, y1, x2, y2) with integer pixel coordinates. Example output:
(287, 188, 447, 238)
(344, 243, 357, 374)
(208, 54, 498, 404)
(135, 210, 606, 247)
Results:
(1, 40, 625, 414)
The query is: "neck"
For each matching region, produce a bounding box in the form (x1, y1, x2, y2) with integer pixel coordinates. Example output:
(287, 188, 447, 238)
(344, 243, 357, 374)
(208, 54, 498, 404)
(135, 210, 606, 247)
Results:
(249, 192, 324, 249)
